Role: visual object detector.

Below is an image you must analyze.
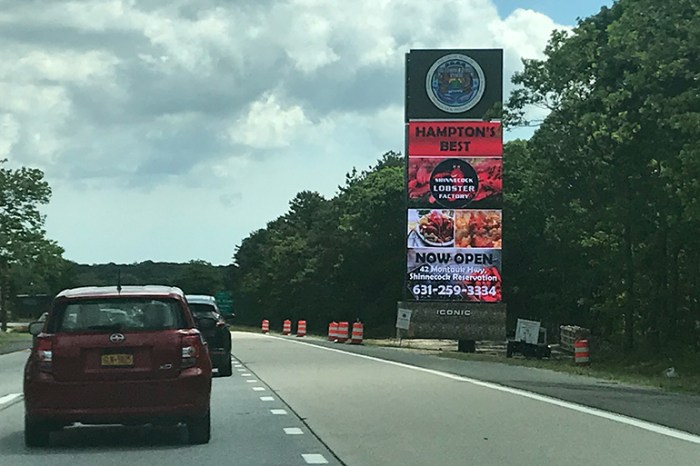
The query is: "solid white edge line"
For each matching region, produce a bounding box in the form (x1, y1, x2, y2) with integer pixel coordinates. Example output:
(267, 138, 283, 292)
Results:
(0, 393, 23, 410)
(264, 334, 700, 445)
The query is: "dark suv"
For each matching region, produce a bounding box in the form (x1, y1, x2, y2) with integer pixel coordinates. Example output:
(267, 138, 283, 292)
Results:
(186, 295, 232, 377)
(24, 286, 212, 447)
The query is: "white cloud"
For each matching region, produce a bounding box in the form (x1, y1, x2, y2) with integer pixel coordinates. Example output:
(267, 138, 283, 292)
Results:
(228, 93, 310, 149)
(0, 0, 580, 263)
(1, 49, 120, 85)
(0, 114, 20, 159)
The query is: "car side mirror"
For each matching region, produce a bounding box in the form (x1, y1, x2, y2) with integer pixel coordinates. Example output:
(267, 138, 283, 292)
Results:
(28, 322, 45, 336)
(196, 317, 217, 330)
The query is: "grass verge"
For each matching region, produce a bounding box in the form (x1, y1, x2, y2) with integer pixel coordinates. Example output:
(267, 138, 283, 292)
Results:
(435, 350, 700, 396)
(0, 330, 32, 354)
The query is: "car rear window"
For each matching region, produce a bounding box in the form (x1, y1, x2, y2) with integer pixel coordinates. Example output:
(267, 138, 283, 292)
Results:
(188, 303, 218, 319)
(47, 298, 186, 333)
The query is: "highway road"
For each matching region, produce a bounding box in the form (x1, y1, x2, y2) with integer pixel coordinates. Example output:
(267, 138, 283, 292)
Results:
(1, 331, 699, 465)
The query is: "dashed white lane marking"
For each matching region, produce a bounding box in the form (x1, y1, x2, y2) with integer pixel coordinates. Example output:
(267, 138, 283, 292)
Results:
(284, 427, 303, 435)
(246, 379, 258, 383)
(302, 453, 328, 464)
(252, 387, 266, 391)
(260, 396, 274, 401)
(241, 373, 252, 376)
(270, 409, 288, 415)
(266, 335, 700, 446)
(0, 393, 22, 409)
(237, 368, 246, 372)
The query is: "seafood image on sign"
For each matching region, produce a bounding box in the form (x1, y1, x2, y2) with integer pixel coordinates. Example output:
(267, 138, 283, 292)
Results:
(407, 157, 502, 210)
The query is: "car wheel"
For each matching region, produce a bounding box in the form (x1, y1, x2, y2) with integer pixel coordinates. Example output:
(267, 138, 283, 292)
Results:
(187, 409, 211, 444)
(25, 416, 50, 448)
(218, 354, 233, 377)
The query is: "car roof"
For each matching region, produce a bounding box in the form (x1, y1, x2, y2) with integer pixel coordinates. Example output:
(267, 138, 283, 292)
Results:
(56, 285, 186, 300)
(185, 295, 217, 305)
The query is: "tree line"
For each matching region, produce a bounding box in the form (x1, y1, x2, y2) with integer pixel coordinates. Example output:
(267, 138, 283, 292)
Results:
(232, 152, 405, 336)
(503, 0, 699, 353)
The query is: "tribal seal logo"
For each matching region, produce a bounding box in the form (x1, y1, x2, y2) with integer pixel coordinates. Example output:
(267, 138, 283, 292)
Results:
(425, 54, 485, 113)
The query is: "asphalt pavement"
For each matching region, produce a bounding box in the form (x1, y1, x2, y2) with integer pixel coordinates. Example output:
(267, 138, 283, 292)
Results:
(288, 334, 700, 436)
(1, 332, 699, 465)
(233, 332, 700, 465)
(0, 351, 340, 466)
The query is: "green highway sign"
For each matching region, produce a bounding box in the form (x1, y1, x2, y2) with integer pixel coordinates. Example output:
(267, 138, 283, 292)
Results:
(215, 291, 234, 315)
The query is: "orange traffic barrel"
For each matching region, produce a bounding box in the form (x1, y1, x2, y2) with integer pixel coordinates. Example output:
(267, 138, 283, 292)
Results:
(328, 322, 338, 341)
(296, 320, 307, 337)
(261, 319, 269, 334)
(336, 321, 349, 343)
(574, 339, 590, 366)
(349, 321, 363, 344)
(282, 319, 291, 335)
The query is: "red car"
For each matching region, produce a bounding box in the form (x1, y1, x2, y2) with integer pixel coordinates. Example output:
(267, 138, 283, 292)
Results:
(24, 285, 213, 447)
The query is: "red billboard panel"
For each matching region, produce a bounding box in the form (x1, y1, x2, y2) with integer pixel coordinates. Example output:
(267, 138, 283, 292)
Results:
(408, 121, 502, 157)
(407, 157, 502, 209)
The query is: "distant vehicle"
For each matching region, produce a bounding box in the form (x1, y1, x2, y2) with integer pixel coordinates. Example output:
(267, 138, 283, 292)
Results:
(24, 285, 212, 447)
(186, 294, 233, 377)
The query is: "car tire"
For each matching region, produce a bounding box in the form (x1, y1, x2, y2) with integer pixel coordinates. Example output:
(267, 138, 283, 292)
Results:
(218, 354, 233, 377)
(187, 409, 211, 444)
(25, 416, 50, 448)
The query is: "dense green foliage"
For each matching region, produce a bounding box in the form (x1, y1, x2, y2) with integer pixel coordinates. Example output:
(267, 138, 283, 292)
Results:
(504, 0, 700, 352)
(63, 260, 230, 295)
(0, 160, 65, 329)
(233, 152, 404, 335)
(10, 260, 232, 319)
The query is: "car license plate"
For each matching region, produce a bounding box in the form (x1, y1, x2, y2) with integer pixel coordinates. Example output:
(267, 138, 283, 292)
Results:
(101, 354, 133, 366)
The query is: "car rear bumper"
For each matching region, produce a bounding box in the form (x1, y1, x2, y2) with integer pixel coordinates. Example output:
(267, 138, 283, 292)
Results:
(24, 368, 211, 424)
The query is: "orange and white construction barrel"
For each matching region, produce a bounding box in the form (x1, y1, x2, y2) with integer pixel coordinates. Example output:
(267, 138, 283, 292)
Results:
(296, 320, 307, 337)
(282, 319, 291, 335)
(328, 322, 338, 341)
(574, 339, 590, 366)
(349, 321, 363, 344)
(336, 321, 349, 343)
(261, 319, 269, 334)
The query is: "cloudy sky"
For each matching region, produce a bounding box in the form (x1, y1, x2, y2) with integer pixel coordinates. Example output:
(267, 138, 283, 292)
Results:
(0, 0, 613, 265)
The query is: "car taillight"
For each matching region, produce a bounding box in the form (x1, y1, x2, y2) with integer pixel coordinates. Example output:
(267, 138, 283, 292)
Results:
(35, 337, 53, 373)
(181, 335, 201, 369)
